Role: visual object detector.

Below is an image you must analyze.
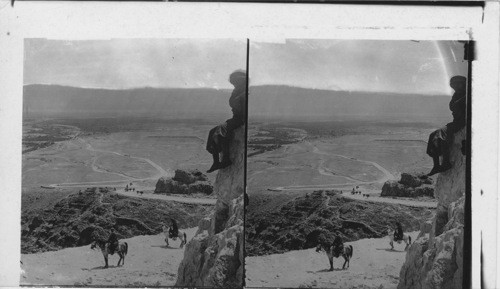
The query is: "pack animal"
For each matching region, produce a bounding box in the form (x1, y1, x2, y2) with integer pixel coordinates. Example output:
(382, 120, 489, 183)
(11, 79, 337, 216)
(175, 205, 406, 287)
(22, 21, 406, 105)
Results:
(316, 242, 353, 271)
(386, 226, 412, 250)
(90, 239, 128, 268)
(162, 219, 187, 248)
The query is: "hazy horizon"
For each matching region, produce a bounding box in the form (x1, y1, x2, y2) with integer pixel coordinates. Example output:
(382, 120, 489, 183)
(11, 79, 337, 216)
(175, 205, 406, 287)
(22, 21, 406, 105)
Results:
(24, 38, 247, 90)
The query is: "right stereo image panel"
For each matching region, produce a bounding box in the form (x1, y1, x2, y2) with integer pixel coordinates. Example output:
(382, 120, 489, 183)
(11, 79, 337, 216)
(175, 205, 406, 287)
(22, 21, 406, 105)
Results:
(245, 39, 469, 289)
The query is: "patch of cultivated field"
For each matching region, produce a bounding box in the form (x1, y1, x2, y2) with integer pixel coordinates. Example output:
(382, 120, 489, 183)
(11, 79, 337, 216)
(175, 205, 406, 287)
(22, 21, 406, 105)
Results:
(95, 154, 156, 179)
(316, 131, 432, 178)
(22, 122, 215, 188)
(22, 141, 122, 187)
(247, 125, 433, 192)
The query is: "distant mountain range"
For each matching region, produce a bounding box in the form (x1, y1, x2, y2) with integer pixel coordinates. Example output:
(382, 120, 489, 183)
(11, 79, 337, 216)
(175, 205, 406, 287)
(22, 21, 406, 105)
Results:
(23, 84, 451, 121)
(249, 85, 450, 121)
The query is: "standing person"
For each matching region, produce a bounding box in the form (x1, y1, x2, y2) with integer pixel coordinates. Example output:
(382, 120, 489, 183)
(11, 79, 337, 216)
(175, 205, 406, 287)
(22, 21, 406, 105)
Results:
(206, 70, 247, 173)
(426, 75, 467, 176)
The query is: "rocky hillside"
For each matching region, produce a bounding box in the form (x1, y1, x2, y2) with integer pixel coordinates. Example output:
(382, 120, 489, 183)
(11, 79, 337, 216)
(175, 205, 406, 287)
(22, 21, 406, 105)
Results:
(381, 172, 435, 198)
(246, 190, 433, 257)
(155, 169, 213, 196)
(176, 125, 245, 288)
(398, 128, 466, 289)
(21, 187, 212, 253)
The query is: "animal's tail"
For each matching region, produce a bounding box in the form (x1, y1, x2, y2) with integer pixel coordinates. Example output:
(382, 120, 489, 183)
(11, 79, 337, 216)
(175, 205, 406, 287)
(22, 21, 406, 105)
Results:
(409, 236, 412, 245)
(184, 232, 187, 241)
(349, 245, 353, 258)
(124, 242, 128, 255)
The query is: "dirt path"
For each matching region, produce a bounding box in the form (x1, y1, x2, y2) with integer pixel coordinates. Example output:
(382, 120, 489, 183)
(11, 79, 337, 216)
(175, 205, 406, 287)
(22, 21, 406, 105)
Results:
(246, 231, 419, 289)
(115, 189, 216, 205)
(49, 138, 171, 188)
(275, 141, 396, 192)
(341, 191, 436, 208)
(21, 228, 197, 287)
(271, 141, 437, 208)
(46, 138, 216, 205)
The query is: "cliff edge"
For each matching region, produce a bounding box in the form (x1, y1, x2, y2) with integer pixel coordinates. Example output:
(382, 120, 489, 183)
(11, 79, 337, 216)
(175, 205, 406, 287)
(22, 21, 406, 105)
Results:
(175, 125, 244, 288)
(398, 128, 466, 289)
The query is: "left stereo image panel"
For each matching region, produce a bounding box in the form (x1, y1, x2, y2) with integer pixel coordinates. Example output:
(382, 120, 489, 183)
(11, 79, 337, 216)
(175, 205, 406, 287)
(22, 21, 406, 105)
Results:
(21, 38, 247, 288)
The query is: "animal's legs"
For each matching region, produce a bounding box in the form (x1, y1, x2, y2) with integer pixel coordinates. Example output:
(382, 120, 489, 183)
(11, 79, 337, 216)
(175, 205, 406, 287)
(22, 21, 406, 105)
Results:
(117, 255, 122, 267)
(342, 257, 348, 269)
(329, 258, 334, 271)
(390, 240, 394, 250)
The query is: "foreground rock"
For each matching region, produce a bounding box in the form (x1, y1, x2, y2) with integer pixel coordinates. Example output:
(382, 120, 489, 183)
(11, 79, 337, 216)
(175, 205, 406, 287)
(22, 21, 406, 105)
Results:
(398, 128, 465, 289)
(381, 172, 434, 198)
(246, 190, 432, 257)
(155, 169, 213, 195)
(176, 126, 244, 288)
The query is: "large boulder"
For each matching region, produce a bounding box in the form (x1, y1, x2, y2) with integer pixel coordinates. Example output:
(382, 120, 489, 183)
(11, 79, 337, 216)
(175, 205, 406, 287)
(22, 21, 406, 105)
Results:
(381, 172, 434, 198)
(398, 128, 466, 289)
(173, 169, 208, 185)
(154, 170, 213, 195)
(176, 125, 245, 288)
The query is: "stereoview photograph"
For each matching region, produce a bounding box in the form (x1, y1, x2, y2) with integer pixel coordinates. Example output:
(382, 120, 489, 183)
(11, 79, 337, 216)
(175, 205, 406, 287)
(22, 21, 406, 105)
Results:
(245, 39, 469, 289)
(21, 38, 246, 287)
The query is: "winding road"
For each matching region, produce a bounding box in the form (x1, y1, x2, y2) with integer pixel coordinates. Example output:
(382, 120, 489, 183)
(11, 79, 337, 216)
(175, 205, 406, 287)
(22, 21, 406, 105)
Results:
(47, 138, 215, 205)
(272, 141, 436, 208)
(275, 141, 395, 191)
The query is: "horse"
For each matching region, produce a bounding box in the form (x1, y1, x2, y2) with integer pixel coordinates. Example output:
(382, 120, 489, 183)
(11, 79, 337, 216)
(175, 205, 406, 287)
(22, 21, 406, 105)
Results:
(90, 239, 128, 268)
(162, 221, 187, 248)
(386, 226, 412, 250)
(316, 242, 353, 271)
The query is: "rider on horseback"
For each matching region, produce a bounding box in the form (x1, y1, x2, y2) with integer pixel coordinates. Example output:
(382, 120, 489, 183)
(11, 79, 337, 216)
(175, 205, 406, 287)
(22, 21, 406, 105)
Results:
(332, 235, 344, 258)
(393, 221, 404, 242)
(107, 231, 119, 255)
(169, 218, 179, 239)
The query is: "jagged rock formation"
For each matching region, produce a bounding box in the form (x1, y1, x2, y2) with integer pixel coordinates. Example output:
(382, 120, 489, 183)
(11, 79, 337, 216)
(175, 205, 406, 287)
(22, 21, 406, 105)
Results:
(246, 190, 431, 256)
(21, 189, 212, 253)
(381, 172, 434, 198)
(176, 126, 244, 288)
(398, 128, 466, 289)
(154, 169, 213, 195)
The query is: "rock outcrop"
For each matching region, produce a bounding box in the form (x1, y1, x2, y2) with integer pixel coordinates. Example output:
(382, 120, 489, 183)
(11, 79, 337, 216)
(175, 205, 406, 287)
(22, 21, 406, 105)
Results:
(21, 189, 212, 253)
(398, 128, 466, 289)
(381, 172, 434, 198)
(176, 125, 244, 288)
(154, 169, 213, 195)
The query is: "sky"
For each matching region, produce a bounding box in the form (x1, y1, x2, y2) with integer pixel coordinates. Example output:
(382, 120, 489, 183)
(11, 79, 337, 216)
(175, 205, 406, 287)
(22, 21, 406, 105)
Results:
(249, 39, 468, 95)
(24, 38, 247, 89)
(24, 38, 468, 95)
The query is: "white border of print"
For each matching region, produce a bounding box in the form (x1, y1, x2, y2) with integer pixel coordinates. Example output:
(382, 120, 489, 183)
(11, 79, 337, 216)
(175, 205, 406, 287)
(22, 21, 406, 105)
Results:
(0, 2, 498, 288)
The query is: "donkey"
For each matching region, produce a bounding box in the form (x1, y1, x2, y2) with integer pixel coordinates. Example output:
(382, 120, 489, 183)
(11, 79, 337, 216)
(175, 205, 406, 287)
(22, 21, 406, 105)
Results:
(162, 219, 187, 248)
(316, 242, 354, 271)
(91, 239, 128, 268)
